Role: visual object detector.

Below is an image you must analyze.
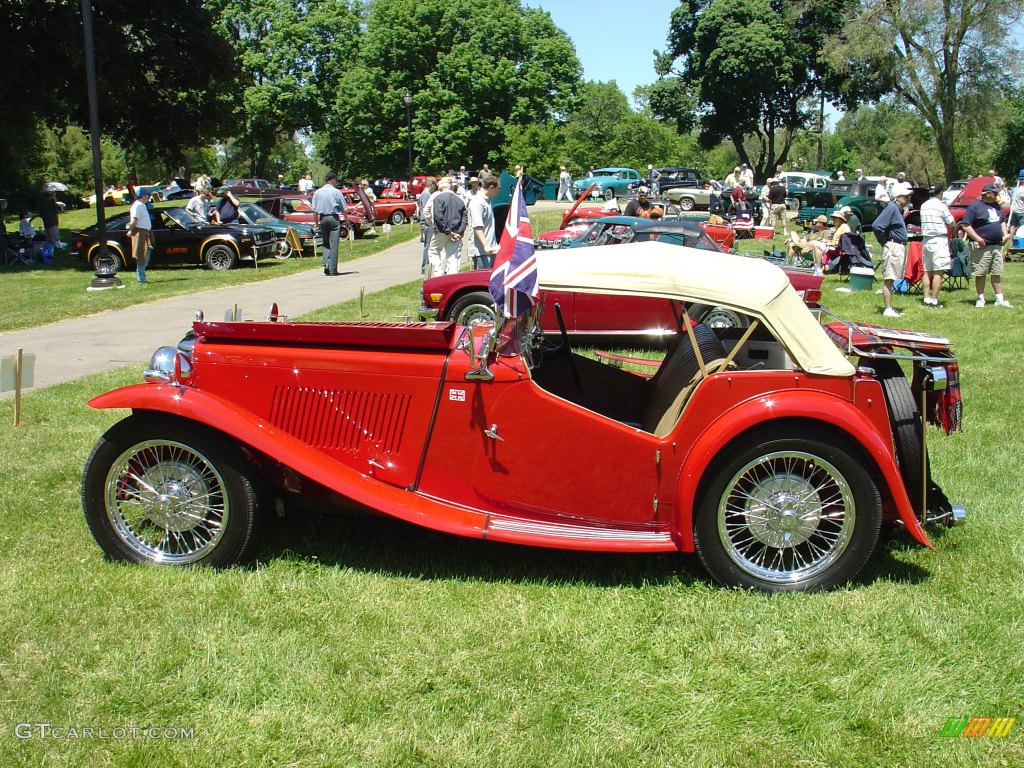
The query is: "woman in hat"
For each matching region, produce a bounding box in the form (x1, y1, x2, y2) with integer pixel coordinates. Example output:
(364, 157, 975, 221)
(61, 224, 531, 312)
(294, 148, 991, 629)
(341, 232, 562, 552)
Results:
(788, 214, 830, 275)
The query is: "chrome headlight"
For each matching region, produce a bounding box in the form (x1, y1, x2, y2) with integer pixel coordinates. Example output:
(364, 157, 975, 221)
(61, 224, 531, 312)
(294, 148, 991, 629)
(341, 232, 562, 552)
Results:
(145, 345, 193, 384)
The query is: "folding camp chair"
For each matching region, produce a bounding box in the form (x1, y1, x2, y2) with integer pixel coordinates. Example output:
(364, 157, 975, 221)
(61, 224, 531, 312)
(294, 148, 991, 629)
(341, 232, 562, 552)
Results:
(944, 237, 970, 291)
(1, 230, 33, 266)
(826, 231, 872, 278)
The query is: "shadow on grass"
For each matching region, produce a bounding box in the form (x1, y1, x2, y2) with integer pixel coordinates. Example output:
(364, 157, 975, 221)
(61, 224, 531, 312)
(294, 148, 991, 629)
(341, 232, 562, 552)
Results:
(259, 511, 705, 589)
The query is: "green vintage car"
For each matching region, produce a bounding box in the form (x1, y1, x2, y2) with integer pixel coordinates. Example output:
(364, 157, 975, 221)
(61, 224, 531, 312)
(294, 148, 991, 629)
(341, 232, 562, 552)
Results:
(236, 202, 321, 258)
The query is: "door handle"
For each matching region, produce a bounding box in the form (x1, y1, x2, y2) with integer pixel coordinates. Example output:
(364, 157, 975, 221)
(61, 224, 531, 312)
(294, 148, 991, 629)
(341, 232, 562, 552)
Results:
(484, 424, 505, 442)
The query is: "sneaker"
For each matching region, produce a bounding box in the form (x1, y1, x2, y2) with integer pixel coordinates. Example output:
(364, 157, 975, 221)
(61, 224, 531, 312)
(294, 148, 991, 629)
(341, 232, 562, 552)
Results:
(882, 308, 902, 318)
(995, 298, 1013, 307)
(812, 267, 823, 277)
(976, 297, 987, 308)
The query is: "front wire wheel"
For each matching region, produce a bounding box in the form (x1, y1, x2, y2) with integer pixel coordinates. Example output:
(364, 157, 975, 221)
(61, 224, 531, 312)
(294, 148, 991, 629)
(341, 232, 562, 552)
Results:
(82, 416, 258, 566)
(695, 428, 881, 591)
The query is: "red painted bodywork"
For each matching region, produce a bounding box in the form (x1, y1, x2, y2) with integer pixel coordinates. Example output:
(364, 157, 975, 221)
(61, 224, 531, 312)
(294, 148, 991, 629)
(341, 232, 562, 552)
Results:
(89, 317, 933, 552)
(340, 187, 417, 225)
(948, 176, 1011, 224)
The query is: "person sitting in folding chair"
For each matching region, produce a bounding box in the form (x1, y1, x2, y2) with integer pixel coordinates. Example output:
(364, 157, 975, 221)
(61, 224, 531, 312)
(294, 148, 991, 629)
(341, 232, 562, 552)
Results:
(820, 208, 853, 276)
(788, 215, 830, 273)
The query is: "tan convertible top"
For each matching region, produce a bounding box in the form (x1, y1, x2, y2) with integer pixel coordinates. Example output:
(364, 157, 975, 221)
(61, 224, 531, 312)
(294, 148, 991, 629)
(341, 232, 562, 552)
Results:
(536, 241, 855, 376)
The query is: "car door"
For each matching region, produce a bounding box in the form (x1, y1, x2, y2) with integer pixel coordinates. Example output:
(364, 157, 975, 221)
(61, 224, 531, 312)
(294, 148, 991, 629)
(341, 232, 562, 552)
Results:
(419, 353, 661, 527)
(149, 211, 194, 264)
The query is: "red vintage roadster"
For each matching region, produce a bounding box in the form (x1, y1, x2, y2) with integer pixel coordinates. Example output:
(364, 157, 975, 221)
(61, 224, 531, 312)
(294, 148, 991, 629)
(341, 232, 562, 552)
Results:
(81, 242, 964, 591)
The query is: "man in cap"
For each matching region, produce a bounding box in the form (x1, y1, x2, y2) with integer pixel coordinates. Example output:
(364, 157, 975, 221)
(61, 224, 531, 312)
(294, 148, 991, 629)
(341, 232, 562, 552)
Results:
(871, 181, 912, 317)
(767, 178, 788, 234)
(311, 171, 348, 275)
(724, 166, 741, 187)
(855, 168, 865, 181)
(558, 166, 572, 201)
(919, 183, 955, 307)
(787, 214, 830, 273)
(127, 189, 152, 283)
(824, 207, 853, 271)
(624, 186, 655, 218)
(962, 181, 1012, 307)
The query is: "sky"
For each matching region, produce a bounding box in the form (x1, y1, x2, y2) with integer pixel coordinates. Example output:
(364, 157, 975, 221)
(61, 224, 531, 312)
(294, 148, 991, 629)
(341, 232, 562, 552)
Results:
(529, 0, 678, 103)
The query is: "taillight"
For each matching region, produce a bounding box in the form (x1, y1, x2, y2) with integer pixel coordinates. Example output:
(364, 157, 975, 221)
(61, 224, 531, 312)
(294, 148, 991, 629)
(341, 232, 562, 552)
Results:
(802, 288, 822, 305)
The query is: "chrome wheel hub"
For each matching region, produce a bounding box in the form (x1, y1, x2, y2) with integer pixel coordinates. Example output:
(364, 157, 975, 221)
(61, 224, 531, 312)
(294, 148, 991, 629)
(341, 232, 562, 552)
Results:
(718, 451, 855, 584)
(105, 440, 228, 564)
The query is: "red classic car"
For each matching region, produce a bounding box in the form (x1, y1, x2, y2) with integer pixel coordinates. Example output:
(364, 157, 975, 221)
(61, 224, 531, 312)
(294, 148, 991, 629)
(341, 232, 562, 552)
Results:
(339, 187, 417, 226)
(256, 193, 375, 237)
(947, 175, 1010, 230)
(423, 217, 822, 333)
(81, 242, 965, 592)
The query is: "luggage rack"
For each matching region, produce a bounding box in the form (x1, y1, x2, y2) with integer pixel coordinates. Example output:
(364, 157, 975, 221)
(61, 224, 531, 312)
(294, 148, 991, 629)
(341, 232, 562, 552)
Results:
(815, 307, 957, 364)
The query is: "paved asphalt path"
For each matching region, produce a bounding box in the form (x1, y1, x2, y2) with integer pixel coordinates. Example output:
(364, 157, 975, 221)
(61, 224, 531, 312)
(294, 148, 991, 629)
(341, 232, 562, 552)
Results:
(0, 201, 573, 399)
(0, 236, 426, 398)
(0, 201, 571, 399)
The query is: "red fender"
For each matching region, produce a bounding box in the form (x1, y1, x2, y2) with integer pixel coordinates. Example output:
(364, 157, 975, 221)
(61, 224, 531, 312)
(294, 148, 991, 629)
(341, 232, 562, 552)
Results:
(670, 390, 933, 552)
(88, 384, 488, 539)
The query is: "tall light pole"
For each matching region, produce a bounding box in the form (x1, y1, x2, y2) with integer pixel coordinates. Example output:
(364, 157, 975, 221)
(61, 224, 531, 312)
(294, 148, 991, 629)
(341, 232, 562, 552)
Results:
(82, 0, 121, 290)
(404, 91, 413, 179)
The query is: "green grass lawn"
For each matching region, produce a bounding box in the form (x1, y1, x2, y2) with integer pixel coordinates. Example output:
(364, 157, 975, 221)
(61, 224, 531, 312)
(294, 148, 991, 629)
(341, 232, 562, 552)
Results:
(1, 216, 1023, 765)
(0, 202, 420, 333)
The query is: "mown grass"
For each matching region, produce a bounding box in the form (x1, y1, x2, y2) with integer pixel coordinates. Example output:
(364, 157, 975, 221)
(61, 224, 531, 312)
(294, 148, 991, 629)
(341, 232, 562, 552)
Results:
(0, 229, 1022, 766)
(0, 202, 420, 333)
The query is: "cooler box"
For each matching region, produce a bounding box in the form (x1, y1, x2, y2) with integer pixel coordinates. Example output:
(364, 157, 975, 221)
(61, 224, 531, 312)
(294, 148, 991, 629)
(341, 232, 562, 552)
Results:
(1012, 236, 1024, 249)
(754, 226, 775, 239)
(850, 266, 874, 292)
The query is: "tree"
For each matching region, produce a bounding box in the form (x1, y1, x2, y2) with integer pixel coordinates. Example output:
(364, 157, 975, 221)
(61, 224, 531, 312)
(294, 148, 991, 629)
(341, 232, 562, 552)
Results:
(829, 0, 1023, 182)
(651, 0, 884, 181)
(321, 0, 581, 176)
(2, 0, 235, 200)
(205, 0, 361, 178)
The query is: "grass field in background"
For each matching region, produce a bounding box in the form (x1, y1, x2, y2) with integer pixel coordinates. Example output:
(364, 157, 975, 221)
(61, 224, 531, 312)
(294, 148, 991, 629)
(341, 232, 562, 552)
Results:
(0, 202, 420, 333)
(2, 243, 1023, 765)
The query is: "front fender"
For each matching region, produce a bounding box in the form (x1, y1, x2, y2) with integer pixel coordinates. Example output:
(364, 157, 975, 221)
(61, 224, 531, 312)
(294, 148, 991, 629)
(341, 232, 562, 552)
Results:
(670, 390, 932, 552)
(89, 384, 488, 539)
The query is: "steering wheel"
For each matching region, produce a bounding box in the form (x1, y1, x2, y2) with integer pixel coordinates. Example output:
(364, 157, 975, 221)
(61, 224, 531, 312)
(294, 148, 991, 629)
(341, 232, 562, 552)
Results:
(553, 303, 582, 396)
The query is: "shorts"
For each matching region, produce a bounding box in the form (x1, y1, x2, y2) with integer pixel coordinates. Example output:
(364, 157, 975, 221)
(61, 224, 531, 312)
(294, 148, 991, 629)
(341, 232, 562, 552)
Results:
(922, 237, 951, 272)
(971, 242, 1004, 277)
(881, 241, 906, 282)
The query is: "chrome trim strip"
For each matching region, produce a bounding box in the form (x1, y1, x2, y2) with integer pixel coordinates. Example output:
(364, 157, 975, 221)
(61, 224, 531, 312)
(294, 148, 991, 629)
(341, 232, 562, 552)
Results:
(488, 517, 672, 542)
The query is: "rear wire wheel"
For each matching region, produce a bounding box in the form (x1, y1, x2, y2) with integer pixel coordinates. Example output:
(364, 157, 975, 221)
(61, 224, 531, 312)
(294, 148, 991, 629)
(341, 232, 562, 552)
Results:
(694, 426, 882, 591)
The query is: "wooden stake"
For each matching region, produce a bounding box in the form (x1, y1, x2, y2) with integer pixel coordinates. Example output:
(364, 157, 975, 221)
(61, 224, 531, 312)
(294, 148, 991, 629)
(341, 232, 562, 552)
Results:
(14, 347, 23, 428)
(359, 287, 365, 319)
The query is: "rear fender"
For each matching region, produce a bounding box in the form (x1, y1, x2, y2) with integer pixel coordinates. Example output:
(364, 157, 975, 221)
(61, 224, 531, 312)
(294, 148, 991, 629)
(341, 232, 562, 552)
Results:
(88, 384, 487, 539)
(670, 391, 932, 552)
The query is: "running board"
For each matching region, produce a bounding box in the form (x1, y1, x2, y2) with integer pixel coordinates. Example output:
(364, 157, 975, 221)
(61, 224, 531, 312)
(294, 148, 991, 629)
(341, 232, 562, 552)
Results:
(485, 515, 677, 552)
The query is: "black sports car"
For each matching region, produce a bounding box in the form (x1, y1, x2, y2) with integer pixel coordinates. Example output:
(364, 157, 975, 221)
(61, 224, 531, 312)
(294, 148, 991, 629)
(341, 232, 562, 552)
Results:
(72, 206, 278, 271)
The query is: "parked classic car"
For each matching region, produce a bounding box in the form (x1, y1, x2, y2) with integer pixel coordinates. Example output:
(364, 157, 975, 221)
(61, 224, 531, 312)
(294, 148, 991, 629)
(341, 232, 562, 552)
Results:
(218, 178, 280, 197)
(942, 179, 969, 205)
(663, 184, 716, 212)
(423, 216, 821, 332)
(340, 186, 417, 225)
(573, 168, 644, 200)
(235, 202, 321, 258)
(255, 195, 373, 238)
(80, 242, 965, 591)
(72, 206, 278, 271)
(629, 167, 705, 196)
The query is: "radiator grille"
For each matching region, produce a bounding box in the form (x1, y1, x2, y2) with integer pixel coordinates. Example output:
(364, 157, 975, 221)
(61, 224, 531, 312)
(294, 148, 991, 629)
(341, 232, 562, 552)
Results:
(268, 386, 410, 453)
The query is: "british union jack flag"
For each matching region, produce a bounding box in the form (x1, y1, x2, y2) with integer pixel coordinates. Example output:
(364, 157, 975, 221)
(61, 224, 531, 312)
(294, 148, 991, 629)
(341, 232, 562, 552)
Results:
(489, 178, 539, 317)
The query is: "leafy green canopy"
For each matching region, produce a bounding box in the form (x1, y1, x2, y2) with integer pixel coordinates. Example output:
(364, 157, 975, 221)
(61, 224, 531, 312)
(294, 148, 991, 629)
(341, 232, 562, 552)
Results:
(651, 0, 884, 181)
(321, 0, 581, 177)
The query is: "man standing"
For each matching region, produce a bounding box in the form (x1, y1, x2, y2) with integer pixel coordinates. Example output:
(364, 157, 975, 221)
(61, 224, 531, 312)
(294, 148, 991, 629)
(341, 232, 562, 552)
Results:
(647, 164, 662, 196)
(740, 163, 754, 188)
(40, 191, 60, 249)
(919, 183, 955, 308)
(871, 182, 911, 317)
(216, 189, 241, 224)
(469, 176, 501, 269)
(557, 166, 572, 201)
(962, 181, 1012, 307)
(311, 171, 348, 276)
(855, 168, 865, 181)
(427, 178, 467, 276)
(128, 189, 152, 284)
(725, 166, 741, 187)
(767, 178, 788, 234)
(417, 176, 437, 274)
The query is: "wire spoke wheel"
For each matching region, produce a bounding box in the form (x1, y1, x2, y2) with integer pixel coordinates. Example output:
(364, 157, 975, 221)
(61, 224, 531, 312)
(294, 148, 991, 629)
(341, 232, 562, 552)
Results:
(718, 450, 855, 584)
(695, 427, 881, 591)
(105, 440, 229, 564)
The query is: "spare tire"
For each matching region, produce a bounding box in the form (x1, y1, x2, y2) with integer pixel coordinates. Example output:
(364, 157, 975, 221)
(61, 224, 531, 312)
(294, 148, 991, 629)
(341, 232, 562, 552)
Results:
(872, 359, 925, 511)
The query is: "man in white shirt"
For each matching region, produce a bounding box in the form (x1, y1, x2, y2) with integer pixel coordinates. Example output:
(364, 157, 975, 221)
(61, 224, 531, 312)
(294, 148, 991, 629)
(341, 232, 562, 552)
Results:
(740, 164, 754, 187)
(919, 183, 955, 307)
(128, 189, 153, 283)
(469, 176, 501, 269)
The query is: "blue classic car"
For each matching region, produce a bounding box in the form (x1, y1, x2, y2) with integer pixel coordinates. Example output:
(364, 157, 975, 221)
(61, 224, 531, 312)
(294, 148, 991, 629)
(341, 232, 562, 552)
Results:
(573, 168, 644, 200)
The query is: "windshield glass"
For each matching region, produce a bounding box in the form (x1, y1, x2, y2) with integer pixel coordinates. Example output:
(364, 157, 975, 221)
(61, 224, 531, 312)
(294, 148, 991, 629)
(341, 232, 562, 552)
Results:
(240, 203, 277, 224)
(163, 208, 193, 229)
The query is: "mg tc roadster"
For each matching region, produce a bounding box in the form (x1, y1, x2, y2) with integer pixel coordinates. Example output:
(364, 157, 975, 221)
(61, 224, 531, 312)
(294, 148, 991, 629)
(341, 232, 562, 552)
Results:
(81, 242, 965, 591)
